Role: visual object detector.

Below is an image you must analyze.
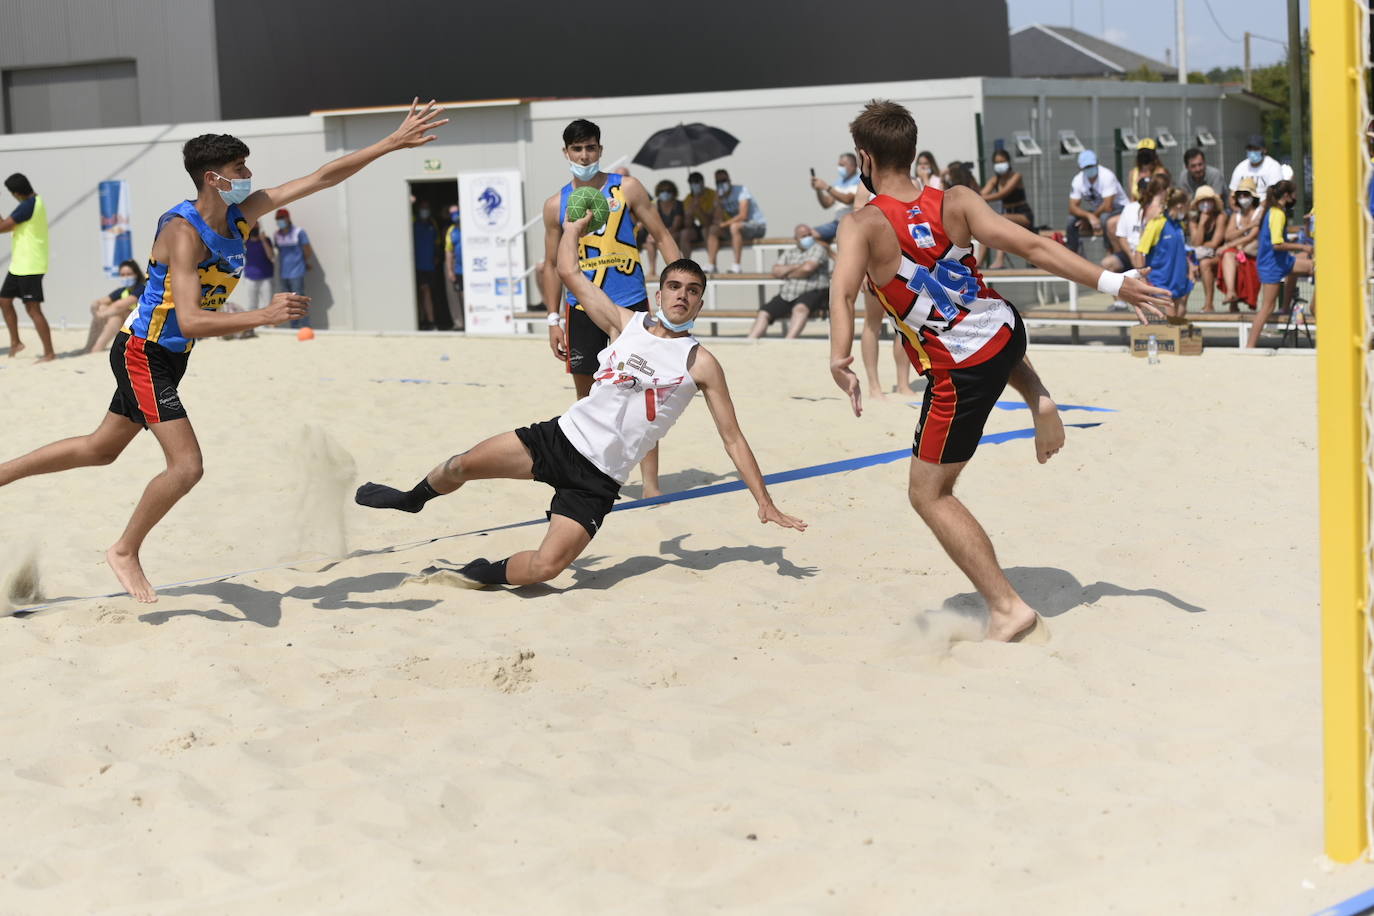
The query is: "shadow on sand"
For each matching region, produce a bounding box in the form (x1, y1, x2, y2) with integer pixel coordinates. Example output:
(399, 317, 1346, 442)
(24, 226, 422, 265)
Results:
(138, 571, 441, 627)
(932, 565, 1208, 629)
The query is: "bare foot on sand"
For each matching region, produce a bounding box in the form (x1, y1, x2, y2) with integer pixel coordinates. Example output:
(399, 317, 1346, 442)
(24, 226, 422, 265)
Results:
(896, 387, 919, 399)
(106, 546, 158, 603)
(987, 603, 1043, 642)
(867, 387, 888, 401)
(7, 342, 24, 358)
(1031, 394, 1065, 464)
(34, 353, 56, 363)
(642, 485, 662, 499)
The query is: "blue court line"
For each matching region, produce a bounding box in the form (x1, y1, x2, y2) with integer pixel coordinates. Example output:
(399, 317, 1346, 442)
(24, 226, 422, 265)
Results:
(1314, 885, 1374, 916)
(993, 400, 1116, 413)
(7, 421, 1102, 616)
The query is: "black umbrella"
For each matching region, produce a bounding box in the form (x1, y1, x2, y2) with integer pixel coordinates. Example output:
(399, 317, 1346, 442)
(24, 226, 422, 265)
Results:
(632, 123, 739, 169)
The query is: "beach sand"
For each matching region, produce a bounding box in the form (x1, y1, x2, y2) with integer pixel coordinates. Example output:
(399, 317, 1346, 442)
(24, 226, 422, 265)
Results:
(0, 329, 1367, 914)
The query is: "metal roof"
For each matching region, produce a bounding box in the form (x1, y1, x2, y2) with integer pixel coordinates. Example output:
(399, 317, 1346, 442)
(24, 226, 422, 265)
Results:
(1011, 24, 1178, 79)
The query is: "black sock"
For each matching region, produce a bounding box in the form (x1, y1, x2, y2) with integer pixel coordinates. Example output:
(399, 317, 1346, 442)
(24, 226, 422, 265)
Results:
(355, 478, 441, 513)
(459, 557, 510, 585)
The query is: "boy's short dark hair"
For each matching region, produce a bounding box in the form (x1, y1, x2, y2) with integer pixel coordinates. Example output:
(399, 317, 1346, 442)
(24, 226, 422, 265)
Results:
(183, 134, 250, 189)
(1183, 147, 1204, 163)
(562, 119, 601, 146)
(687, 171, 704, 184)
(4, 173, 34, 196)
(849, 99, 919, 172)
(660, 258, 707, 290)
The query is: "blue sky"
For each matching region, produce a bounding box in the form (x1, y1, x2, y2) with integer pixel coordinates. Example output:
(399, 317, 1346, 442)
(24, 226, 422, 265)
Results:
(1007, 0, 1307, 73)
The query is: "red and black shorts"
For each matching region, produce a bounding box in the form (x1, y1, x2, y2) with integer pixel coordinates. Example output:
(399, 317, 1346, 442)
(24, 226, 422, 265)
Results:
(914, 314, 1027, 465)
(565, 299, 648, 376)
(108, 332, 190, 427)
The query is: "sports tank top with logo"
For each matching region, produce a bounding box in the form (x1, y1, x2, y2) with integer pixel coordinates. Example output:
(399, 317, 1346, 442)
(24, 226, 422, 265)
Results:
(123, 201, 248, 354)
(558, 314, 699, 484)
(559, 173, 645, 310)
(866, 186, 1017, 374)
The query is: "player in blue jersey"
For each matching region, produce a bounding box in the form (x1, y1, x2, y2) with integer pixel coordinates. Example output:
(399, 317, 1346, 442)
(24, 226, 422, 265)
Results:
(0, 100, 447, 604)
(540, 119, 682, 497)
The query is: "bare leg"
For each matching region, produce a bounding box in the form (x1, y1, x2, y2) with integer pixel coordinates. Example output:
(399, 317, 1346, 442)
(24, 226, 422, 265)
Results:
(1199, 258, 1217, 311)
(894, 335, 917, 397)
(860, 291, 885, 399)
(504, 514, 592, 586)
(639, 443, 661, 498)
(1007, 356, 1063, 463)
(418, 284, 435, 327)
(784, 303, 810, 339)
(908, 458, 1038, 642)
(729, 223, 744, 267)
(425, 430, 536, 493)
(706, 226, 722, 271)
(1, 297, 24, 356)
(642, 237, 659, 276)
(1247, 282, 1281, 349)
(0, 410, 141, 488)
(572, 373, 594, 399)
(747, 311, 772, 339)
(1220, 251, 1239, 310)
(24, 301, 56, 361)
(106, 418, 204, 603)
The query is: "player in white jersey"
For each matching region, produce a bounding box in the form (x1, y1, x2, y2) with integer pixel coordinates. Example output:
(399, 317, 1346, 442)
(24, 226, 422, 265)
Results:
(354, 213, 805, 588)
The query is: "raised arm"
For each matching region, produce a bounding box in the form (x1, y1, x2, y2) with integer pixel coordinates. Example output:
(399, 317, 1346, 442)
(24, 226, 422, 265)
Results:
(692, 348, 805, 531)
(950, 186, 1171, 323)
(827, 214, 870, 416)
(555, 213, 629, 337)
(624, 177, 681, 263)
(239, 100, 447, 223)
(162, 220, 303, 337)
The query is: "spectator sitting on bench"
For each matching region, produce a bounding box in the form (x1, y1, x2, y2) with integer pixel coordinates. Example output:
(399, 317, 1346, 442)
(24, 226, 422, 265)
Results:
(707, 169, 767, 274)
(747, 223, 831, 340)
(1065, 149, 1124, 255)
(809, 152, 860, 243)
(680, 172, 717, 260)
(641, 179, 684, 275)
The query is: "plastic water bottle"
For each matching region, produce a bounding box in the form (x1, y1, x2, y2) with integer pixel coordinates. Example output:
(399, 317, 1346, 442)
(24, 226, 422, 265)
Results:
(1147, 334, 1160, 364)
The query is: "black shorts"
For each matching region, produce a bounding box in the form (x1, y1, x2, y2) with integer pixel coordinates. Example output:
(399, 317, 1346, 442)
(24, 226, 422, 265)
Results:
(108, 332, 190, 427)
(914, 313, 1027, 465)
(0, 273, 44, 302)
(515, 418, 621, 539)
(566, 299, 649, 376)
(761, 288, 829, 323)
(452, 274, 464, 291)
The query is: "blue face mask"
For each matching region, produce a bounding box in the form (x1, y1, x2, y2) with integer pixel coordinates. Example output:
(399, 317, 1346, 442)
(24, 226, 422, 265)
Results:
(798, 235, 815, 250)
(1247, 150, 1263, 165)
(276, 218, 289, 231)
(658, 310, 695, 332)
(837, 165, 852, 180)
(213, 172, 252, 205)
(119, 275, 137, 288)
(657, 191, 673, 202)
(568, 159, 600, 181)
(1084, 167, 1099, 181)
(450, 211, 461, 224)
(716, 182, 730, 196)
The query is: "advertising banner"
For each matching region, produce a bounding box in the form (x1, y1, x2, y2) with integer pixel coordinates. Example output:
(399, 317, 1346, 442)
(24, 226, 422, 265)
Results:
(457, 169, 527, 335)
(98, 180, 133, 278)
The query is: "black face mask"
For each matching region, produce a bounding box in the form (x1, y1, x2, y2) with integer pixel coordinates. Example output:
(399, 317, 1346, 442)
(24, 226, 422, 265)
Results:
(860, 170, 876, 196)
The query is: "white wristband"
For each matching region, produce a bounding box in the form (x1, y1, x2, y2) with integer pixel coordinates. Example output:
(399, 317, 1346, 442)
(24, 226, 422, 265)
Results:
(547, 311, 562, 327)
(1096, 270, 1125, 296)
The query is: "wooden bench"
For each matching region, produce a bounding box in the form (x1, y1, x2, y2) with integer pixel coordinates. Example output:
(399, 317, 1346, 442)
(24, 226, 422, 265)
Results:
(1022, 308, 1313, 347)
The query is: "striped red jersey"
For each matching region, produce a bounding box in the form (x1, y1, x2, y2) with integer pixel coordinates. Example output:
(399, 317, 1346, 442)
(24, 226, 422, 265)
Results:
(866, 185, 1017, 373)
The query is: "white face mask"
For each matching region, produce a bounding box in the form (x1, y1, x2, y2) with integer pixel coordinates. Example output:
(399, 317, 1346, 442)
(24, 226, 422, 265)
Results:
(993, 161, 1010, 175)
(567, 159, 600, 181)
(211, 172, 252, 205)
(119, 275, 137, 288)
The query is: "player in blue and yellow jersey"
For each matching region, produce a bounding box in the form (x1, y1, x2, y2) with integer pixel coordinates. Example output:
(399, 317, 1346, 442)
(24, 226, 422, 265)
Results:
(539, 119, 682, 497)
(0, 99, 448, 603)
(1246, 179, 1314, 348)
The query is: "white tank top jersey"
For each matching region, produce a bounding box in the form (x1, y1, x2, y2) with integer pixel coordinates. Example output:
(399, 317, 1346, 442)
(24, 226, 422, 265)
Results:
(558, 314, 700, 484)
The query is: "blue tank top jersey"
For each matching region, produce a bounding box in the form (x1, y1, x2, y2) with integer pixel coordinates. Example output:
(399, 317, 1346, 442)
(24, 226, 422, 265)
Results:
(1256, 207, 1295, 284)
(1141, 216, 1194, 301)
(558, 173, 646, 310)
(123, 201, 248, 353)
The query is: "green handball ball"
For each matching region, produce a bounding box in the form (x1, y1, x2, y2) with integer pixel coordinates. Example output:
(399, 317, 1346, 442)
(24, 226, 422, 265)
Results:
(566, 186, 610, 233)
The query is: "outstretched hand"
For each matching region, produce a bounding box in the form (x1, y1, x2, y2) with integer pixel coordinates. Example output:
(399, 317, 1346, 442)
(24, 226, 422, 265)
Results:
(830, 355, 863, 417)
(1119, 267, 1174, 324)
(388, 99, 448, 150)
(759, 502, 807, 531)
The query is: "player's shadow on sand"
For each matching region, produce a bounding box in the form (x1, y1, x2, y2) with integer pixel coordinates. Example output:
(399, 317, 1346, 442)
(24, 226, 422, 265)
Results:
(137, 571, 440, 627)
(542, 533, 816, 594)
(935, 566, 1206, 625)
(619, 468, 733, 500)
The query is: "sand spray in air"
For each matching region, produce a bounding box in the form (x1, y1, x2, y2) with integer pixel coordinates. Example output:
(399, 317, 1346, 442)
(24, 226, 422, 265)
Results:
(286, 424, 357, 563)
(0, 544, 43, 613)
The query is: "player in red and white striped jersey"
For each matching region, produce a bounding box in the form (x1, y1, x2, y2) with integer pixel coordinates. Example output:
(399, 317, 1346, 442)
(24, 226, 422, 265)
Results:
(828, 100, 1171, 642)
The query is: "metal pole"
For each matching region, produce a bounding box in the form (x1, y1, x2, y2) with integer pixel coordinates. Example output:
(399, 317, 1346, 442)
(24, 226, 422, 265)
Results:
(1287, 0, 1307, 216)
(1176, 0, 1187, 84)
(1313, 0, 1369, 865)
(1244, 32, 1253, 91)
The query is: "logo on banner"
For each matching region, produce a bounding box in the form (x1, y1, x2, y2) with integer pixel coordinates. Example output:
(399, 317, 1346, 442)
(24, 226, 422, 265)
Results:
(475, 177, 509, 229)
(472, 256, 488, 273)
(494, 278, 523, 296)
